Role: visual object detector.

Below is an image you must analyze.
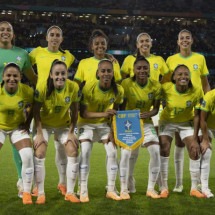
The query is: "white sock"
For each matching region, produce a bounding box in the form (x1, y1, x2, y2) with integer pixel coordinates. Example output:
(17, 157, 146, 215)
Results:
(19, 148, 34, 193)
(160, 156, 169, 190)
(147, 145, 160, 191)
(104, 142, 118, 192)
(119, 148, 131, 192)
(80, 141, 92, 194)
(54, 140, 67, 185)
(128, 147, 139, 182)
(156, 173, 162, 191)
(174, 145, 184, 187)
(66, 157, 79, 194)
(190, 158, 201, 190)
(201, 149, 212, 192)
(34, 156, 45, 195)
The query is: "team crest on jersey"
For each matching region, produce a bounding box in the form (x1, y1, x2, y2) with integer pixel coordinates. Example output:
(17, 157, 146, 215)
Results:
(16, 56, 22, 62)
(61, 56, 66, 61)
(186, 100, 192, 107)
(18, 101, 24, 108)
(65, 96, 70, 103)
(109, 98, 115, 104)
(193, 64, 198, 70)
(148, 93, 154, 100)
(154, 63, 158, 69)
(201, 100, 206, 108)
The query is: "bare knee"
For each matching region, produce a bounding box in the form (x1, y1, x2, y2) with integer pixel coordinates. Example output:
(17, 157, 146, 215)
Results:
(159, 136, 172, 157)
(65, 142, 79, 157)
(34, 145, 46, 159)
(188, 144, 200, 160)
(175, 133, 185, 147)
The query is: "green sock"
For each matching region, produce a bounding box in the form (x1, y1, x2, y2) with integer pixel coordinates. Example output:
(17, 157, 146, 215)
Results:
(12, 144, 22, 179)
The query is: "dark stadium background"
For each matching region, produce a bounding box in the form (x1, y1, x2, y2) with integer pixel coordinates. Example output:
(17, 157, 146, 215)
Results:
(1, 0, 215, 86)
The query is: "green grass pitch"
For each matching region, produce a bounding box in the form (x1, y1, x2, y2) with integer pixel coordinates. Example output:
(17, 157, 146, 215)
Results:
(0, 136, 215, 215)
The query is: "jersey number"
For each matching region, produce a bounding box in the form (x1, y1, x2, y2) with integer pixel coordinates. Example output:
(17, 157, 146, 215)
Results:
(173, 107, 184, 115)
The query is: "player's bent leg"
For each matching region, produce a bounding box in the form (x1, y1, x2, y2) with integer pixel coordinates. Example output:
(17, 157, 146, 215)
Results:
(79, 140, 92, 202)
(34, 143, 47, 204)
(159, 135, 172, 197)
(128, 147, 139, 193)
(119, 148, 131, 200)
(183, 136, 205, 198)
(174, 132, 185, 192)
(17, 146, 34, 205)
(55, 138, 67, 196)
(200, 148, 213, 198)
(54, 137, 67, 189)
(64, 141, 80, 203)
(146, 143, 160, 199)
(104, 141, 121, 201)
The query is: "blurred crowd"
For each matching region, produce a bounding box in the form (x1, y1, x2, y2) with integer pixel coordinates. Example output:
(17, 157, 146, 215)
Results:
(1, 0, 214, 13)
(10, 16, 215, 56)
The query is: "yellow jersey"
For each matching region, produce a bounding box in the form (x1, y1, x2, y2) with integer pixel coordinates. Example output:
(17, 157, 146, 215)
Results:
(38, 80, 80, 128)
(166, 52, 209, 88)
(121, 54, 169, 81)
(200, 89, 215, 129)
(0, 83, 33, 131)
(121, 78, 161, 123)
(29, 47, 75, 98)
(74, 57, 122, 83)
(78, 80, 124, 124)
(160, 82, 203, 123)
